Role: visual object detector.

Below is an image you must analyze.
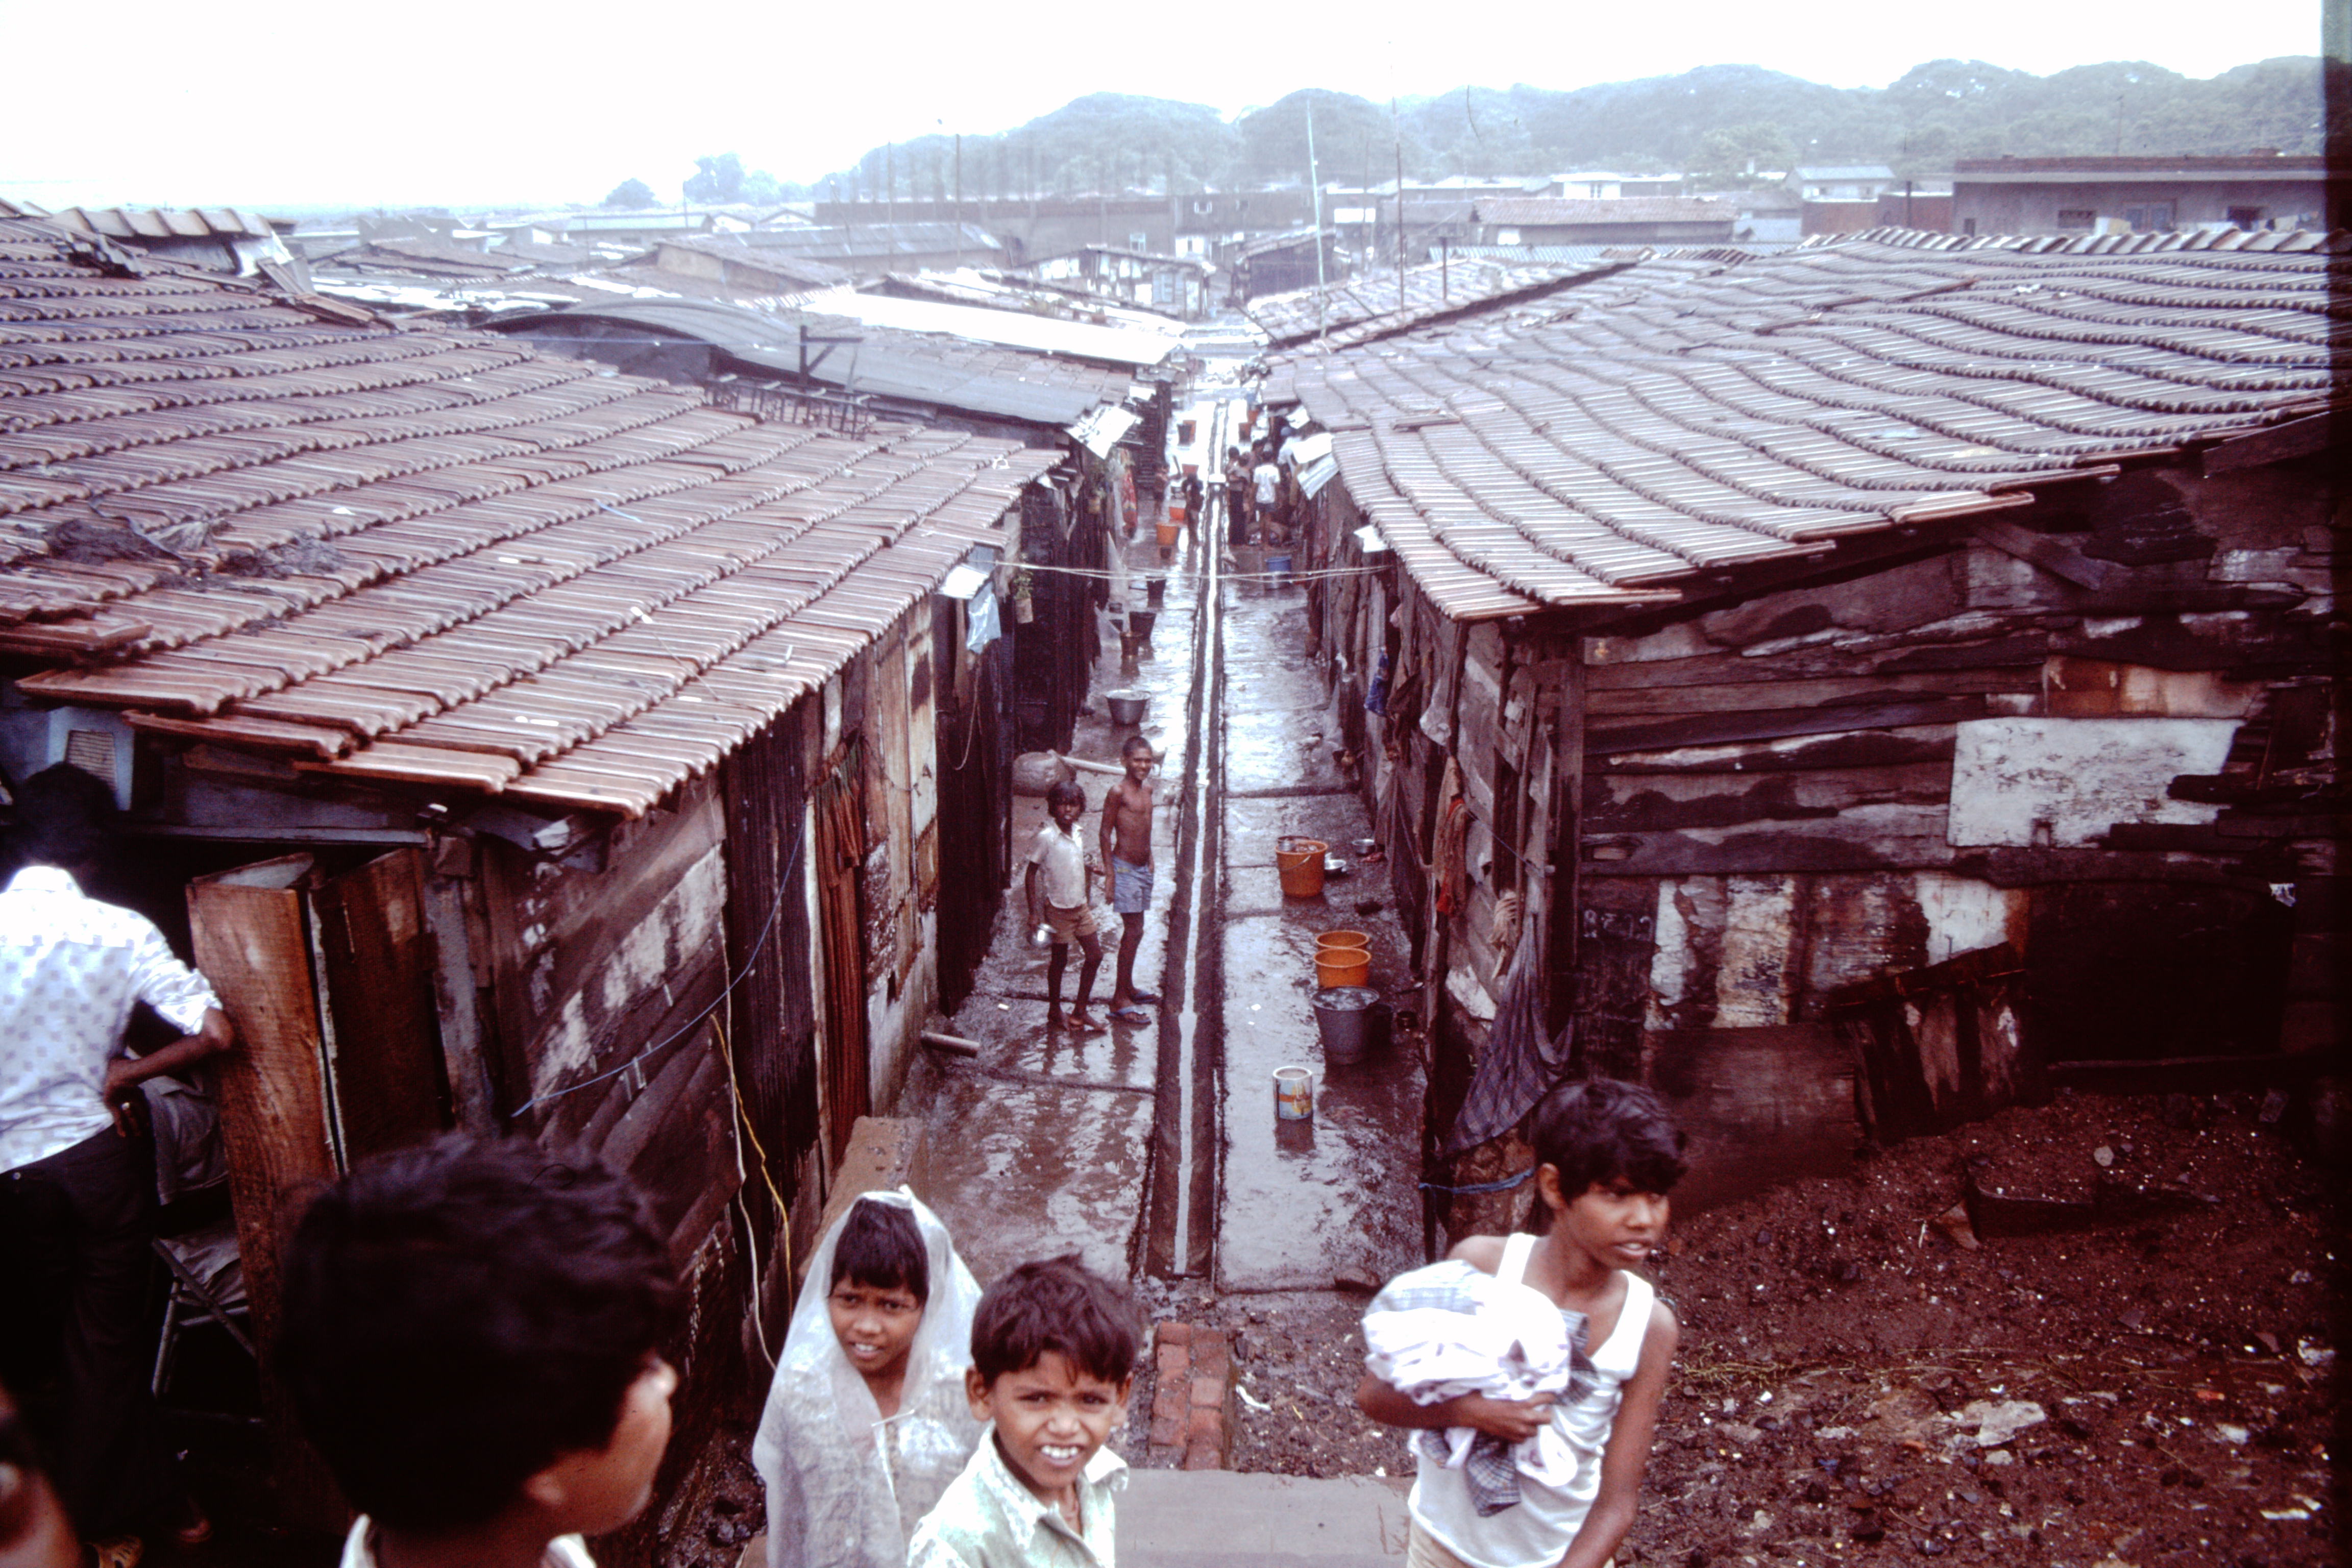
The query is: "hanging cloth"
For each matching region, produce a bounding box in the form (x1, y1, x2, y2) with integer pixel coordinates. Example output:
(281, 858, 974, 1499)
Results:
(1444, 925, 1574, 1156)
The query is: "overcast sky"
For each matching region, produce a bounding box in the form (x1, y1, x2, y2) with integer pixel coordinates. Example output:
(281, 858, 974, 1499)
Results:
(1, 0, 2321, 211)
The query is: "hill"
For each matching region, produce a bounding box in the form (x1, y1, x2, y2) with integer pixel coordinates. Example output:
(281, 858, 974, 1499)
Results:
(768, 56, 2332, 202)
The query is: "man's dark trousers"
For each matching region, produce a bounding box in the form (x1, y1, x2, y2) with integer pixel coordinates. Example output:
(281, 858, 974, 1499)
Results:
(0, 1126, 180, 1537)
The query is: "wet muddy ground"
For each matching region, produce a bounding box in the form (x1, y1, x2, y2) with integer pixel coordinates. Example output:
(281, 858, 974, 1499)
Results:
(1155, 1089, 2340, 1566)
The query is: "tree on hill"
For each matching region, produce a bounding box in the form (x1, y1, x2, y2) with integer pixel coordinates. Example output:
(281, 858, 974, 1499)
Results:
(804, 57, 2326, 201)
(1235, 90, 1434, 189)
(683, 153, 793, 207)
(602, 178, 657, 209)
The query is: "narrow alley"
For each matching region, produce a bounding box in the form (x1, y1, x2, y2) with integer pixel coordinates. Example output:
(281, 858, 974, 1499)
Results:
(897, 379, 1428, 1295)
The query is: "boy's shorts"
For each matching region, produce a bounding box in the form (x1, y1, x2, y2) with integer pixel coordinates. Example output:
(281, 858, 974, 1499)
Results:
(1111, 859, 1153, 916)
(1405, 1522, 1609, 1568)
(1042, 901, 1092, 945)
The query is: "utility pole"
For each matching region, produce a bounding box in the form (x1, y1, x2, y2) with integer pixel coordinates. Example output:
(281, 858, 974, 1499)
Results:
(1307, 102, 1327, 349)
(954, 131, 964, 269)
(1393, 97, 1406, 301)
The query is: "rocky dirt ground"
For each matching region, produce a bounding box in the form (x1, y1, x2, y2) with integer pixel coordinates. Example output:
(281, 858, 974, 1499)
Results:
(1171, 1089, 2341, 1566)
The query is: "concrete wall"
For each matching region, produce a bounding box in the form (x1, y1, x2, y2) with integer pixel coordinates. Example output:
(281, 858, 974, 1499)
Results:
(1952, 177, 2338, 235)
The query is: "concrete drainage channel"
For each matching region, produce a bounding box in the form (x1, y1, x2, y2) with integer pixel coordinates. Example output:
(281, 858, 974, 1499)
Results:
(1144, 395, 1229, 1282)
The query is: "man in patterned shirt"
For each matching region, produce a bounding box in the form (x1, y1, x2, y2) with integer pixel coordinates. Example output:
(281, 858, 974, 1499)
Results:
(0, 764, 233, 1553)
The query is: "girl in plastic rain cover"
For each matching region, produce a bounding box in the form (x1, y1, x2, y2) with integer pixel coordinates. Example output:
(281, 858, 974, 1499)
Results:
(753, 1190, 984, 1568)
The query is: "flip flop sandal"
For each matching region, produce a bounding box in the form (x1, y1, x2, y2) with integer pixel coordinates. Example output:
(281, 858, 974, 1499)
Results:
(1127, 992, 1161, 1004)
(1109, 1006, 1152, 1022)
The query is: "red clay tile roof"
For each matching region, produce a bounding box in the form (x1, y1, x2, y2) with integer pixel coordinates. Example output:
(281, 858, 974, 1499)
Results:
(0, 216, 1054, 816)
(1280, 229, 2349, 619)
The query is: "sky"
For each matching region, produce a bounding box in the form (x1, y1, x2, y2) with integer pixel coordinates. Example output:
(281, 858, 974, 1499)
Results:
(0, 0, 2323, 211)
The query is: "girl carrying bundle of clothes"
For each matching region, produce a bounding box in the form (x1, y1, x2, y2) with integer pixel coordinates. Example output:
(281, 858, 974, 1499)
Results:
(753, 1190, 983, 1568)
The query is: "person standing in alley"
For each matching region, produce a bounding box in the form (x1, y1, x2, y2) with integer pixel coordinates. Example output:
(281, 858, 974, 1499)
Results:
(1025, 781, 1104, 1035)
(1099, 736, 1161, 1025)
(1253, 444, 1282, 543)
(1223, 446, 1252, 547)
(0, 764, 234, 1562)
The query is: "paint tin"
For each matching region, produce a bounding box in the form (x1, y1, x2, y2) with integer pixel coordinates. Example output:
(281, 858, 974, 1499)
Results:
(1273, 1065, 1314, 1121)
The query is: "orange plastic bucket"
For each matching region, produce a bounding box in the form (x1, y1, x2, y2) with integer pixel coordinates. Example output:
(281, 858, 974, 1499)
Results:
(1156, 521, 1181, 547)
(1277, 837, 1327, 898)
(1316, 929, 1371, 953)
(1314, 949, 1369, 988)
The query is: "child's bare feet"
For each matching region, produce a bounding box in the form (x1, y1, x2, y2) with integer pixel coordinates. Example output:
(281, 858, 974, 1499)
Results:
(1065, 1010, 1108, 1035)
(1046, 1008, 1066, 1032)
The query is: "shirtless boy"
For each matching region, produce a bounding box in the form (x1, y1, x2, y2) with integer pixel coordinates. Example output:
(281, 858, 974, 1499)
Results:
(1099, 735, 1160, 1022)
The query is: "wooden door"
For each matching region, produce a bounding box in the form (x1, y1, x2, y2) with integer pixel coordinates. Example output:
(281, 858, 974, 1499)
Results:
(306, 848, 448, 1165)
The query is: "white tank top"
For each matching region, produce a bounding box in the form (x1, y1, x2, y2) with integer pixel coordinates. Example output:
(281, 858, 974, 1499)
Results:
(1408, 1233, 1656, 1568)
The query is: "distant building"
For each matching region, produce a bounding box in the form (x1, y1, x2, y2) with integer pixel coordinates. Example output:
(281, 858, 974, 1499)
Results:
(1791, 165, 1897, 202)
(679, 222, 1003, 280)
(1230, 229, 1345, 302)
(1950, 154, 2348, 236)
(1019, 244, 1215, 319)
(1530, 170, 1685, 200)
(804, 192, 1319, 267)
(1874, 187, 1954, 232)
(1471, 197, 1736, 247)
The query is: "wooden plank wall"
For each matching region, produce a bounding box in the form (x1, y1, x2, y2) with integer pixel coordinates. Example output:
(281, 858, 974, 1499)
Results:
(1311, 449, 2340, 1231)
(1574, 456, 2339, 1073)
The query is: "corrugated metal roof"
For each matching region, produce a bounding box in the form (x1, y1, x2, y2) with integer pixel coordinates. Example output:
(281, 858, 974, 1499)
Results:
(0, 215, 1055, 817)
(1288, 230, 2348, 620)
(485, 298, 1132, 427)
(1068, 405, 1139, 457)
(804, 290, 1180, 370)
(1244, 256, 1617, 349)
(42, 206, 282, 240)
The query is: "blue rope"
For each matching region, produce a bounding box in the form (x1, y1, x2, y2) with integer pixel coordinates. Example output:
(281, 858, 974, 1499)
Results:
(1418, 1166, 1535, 1196)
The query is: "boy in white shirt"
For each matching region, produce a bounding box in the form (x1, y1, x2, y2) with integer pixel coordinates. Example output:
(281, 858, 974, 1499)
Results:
(1024, 781, 1103, 1034)
(1358, 1081, 1684, 1568)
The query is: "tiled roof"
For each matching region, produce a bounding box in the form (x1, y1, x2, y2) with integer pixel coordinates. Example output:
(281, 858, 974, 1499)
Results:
(0, 216, 1054, 816)
(1280, 231, 2348, 620)
(1473, 198, 1736, 227)
(1244, 257, 1620, 349)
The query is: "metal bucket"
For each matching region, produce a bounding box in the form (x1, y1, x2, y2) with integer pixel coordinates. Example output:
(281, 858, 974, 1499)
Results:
(1146, 576, 1166, 607)
(1104, 689, 1148, 726)
(1127, 608, 1157, 644)
(1267, 552, 1293, 587)
(1273, 1065, 1314, 1120)
(1312, 987, 1379, 1065)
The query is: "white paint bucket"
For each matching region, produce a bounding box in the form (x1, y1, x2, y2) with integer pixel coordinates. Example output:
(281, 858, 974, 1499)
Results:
(1273, 1065, 1314, 1121)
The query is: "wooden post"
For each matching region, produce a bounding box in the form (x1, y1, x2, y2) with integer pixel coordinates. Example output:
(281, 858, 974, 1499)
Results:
(185, 854, 349, 1533)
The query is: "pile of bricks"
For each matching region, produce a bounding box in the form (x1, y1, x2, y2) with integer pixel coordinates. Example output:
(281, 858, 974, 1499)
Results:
(1144, 1321, 1232, 1469)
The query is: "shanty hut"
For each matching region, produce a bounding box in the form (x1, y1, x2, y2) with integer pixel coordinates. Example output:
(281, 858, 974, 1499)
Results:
(0, 211, 1065, 1559)
(1267, 228, 2346, 1229)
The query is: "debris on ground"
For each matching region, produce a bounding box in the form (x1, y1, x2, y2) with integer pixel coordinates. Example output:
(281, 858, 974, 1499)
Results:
(1193, 1090, 2340, 1566)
